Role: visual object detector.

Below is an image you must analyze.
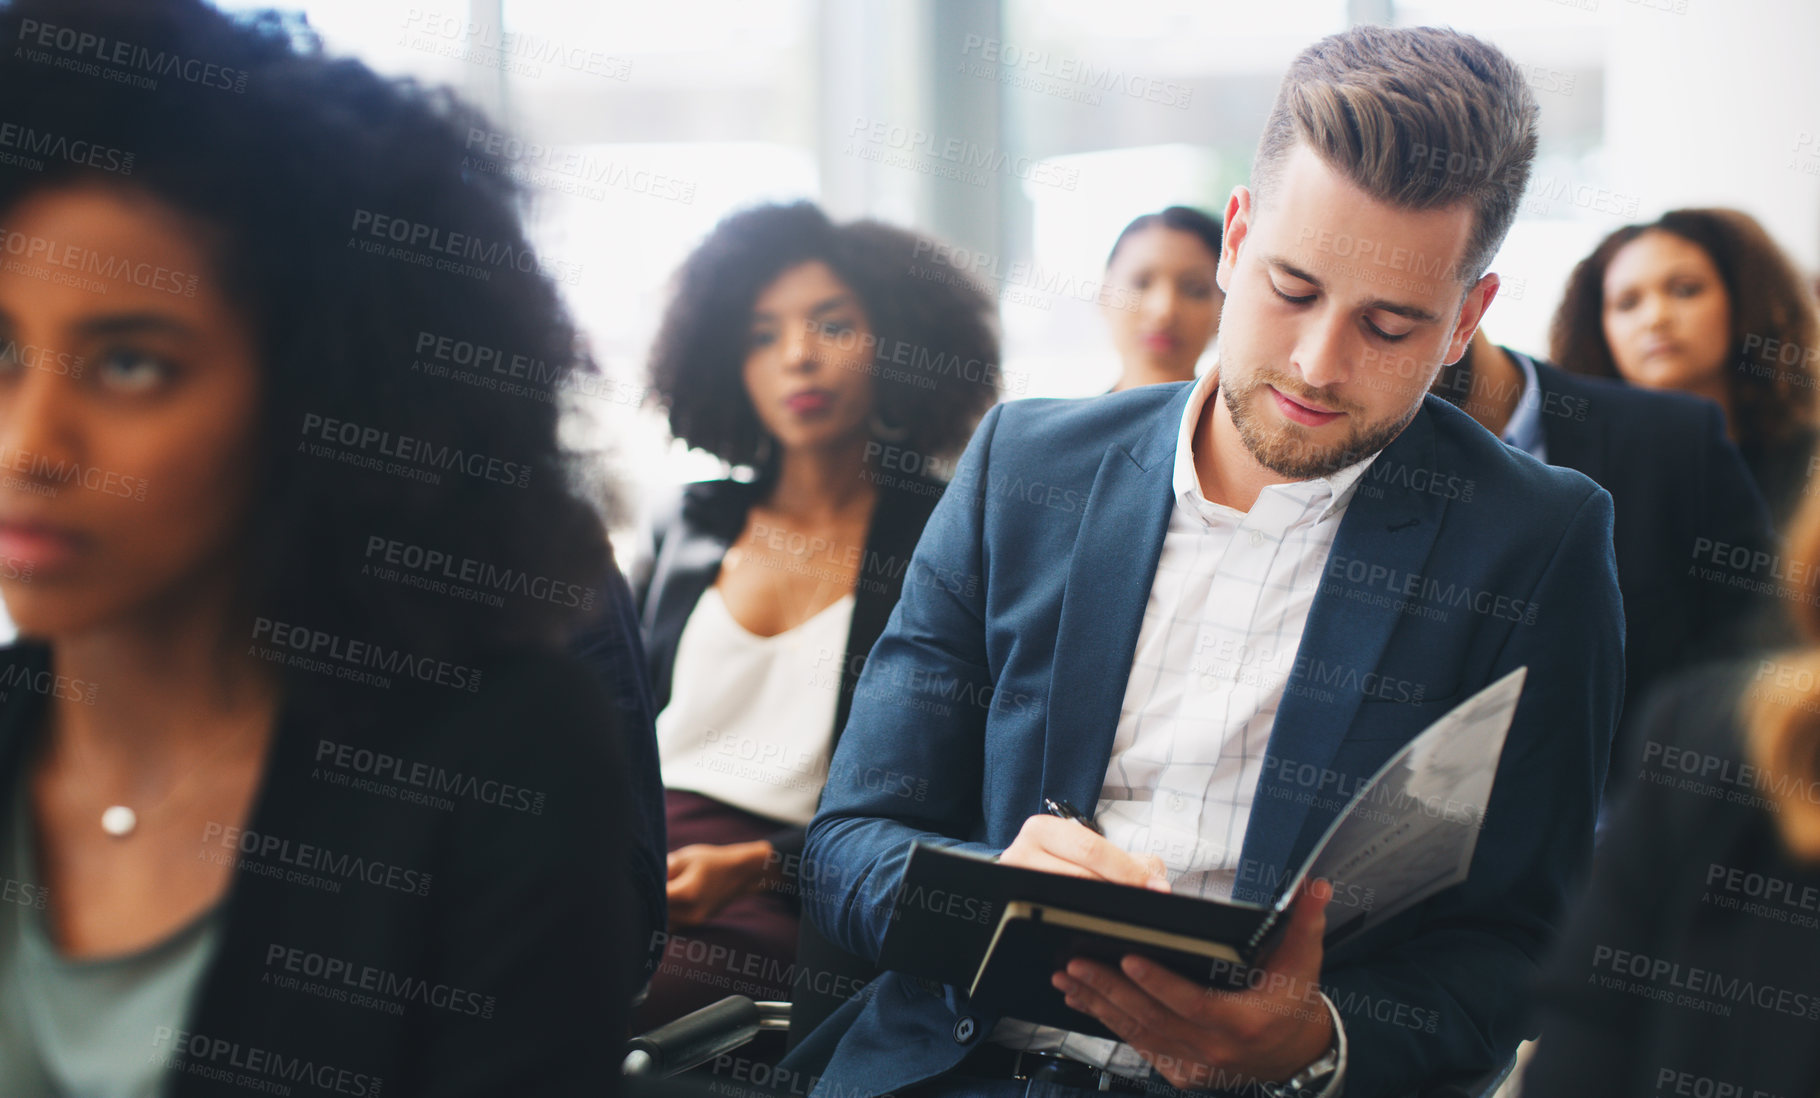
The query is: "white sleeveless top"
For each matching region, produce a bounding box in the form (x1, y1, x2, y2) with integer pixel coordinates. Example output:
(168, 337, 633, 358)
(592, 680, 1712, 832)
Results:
(655, 587, 855, 827)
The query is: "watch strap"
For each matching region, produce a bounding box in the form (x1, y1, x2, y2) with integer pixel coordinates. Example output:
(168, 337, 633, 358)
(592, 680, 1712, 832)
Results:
(1258, 993, 1346, 1097)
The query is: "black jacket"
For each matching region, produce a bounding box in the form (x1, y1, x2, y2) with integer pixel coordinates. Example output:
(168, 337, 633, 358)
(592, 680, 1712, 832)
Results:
(631, 471, 944, 1043)
(1739, 424, 1819, 535)
(1531, 358, 1777, 780)
(0, 644, 636, 1097)
(632, 473, 944, 852)
(569, 559, 668, 981)
(1525, 660, 1820, 1095)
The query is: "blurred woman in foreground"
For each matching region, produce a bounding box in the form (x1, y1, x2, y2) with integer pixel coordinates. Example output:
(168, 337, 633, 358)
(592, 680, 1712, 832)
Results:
(0, 0, 638, 1092)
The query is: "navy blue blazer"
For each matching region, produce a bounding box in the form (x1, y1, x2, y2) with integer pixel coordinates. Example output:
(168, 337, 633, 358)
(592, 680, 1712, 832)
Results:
(791, 383, 1625, 1097)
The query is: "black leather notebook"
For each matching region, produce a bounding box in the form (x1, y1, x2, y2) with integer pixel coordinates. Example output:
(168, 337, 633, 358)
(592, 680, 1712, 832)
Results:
(968, 901, 1261, 1036)
(875, 844, 1287, 1038)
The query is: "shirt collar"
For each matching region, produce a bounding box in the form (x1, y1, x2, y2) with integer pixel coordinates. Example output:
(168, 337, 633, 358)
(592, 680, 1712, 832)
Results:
(1171, 365, 1380, 526)
(1499, 348, 1545, 458)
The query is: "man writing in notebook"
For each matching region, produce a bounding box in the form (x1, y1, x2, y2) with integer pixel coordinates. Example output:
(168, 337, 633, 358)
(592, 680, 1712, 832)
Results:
(790, 25, 1622, 1098)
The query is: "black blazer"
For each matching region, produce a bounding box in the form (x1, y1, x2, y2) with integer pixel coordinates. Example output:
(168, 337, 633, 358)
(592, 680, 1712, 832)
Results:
(1531, 357, 1777, 779)
(632, 472, 944, 1046)
(1525, 661, 1820, 1095)
(632, 472, 944, 855)
(0, 644, 635, 1097)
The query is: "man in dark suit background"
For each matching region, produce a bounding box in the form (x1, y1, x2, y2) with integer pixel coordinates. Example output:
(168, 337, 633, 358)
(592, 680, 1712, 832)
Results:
(1434, 331, 1775, 790)
(787, 25, 1624, 1098)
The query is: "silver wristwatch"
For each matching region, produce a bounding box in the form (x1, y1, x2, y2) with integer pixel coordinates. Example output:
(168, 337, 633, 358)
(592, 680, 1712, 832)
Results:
(1254, 992, 1346, 1097)
(1258, 1041, 1341, 1097)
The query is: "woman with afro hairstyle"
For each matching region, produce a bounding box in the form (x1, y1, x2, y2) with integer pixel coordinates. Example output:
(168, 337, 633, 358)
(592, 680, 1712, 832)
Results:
(634, 201, 999, 1040)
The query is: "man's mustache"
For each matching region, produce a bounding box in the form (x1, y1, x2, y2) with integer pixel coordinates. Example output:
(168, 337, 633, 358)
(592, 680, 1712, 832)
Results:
(1235, 370, 1362, 417)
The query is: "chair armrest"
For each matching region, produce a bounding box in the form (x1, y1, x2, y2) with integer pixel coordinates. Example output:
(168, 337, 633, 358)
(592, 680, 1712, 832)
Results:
(623, 996, 790, 1078)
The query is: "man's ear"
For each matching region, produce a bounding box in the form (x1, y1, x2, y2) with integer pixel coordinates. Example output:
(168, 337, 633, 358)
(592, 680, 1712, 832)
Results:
(1442, 272, 1500, 366)
(1218, 186, 1251, 295)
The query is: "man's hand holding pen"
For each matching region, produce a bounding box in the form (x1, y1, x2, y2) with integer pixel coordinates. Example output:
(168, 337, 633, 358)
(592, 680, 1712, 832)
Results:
(995, 799, 1339, 1091)
(995, 801, 1172, 891)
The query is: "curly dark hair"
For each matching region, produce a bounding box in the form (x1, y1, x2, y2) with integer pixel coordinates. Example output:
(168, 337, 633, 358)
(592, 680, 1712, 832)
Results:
(647, 201, 1001, 475)
(0, 0, 611, 683)
(1550, 207, 1820, 449)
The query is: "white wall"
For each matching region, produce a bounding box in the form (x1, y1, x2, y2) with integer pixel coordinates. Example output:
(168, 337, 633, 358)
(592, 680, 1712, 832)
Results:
(1603, 0, 1820, 270)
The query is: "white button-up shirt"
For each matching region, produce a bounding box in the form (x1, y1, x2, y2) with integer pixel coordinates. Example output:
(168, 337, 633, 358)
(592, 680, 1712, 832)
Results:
(991, 368, 1373, 1086)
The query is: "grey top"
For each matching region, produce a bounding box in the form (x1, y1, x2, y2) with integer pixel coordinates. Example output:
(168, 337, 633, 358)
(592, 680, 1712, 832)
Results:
(0, 776, 221, 1098)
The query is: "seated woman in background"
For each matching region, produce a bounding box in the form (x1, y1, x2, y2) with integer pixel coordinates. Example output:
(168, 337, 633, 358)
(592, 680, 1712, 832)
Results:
(1522, 449, 1820, 1095)
(1101, 206, 1224, 392)
(1551, 207, 1820, 529)
(0, 1, 639, 1093)
(634, 201, 998, 1034)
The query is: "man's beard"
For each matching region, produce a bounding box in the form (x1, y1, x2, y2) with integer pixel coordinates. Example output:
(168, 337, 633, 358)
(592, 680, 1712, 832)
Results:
(1222, 365, 1424, 479)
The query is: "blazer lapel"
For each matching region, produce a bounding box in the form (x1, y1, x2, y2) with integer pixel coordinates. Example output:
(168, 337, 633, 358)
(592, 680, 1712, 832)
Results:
(1235, 403, 1451, 902)
(641, 482, 755, 712)
(1039, 385, 1192, 815)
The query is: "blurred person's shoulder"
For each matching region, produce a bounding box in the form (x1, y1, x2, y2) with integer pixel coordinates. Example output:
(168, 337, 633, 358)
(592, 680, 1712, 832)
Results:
(303, 648, 626, 837)
(1612, 658, 1815, 877)
(1423, 391, 1606, 520)
(1625, 658, 1760, 782)
(1637, 659, 1755, 745)
(1531, 355, 1727, 442)
(387, 649, 620, 769)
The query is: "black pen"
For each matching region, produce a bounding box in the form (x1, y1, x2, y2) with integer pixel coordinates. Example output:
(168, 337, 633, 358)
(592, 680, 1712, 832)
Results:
(1043, 796, 1103, 836)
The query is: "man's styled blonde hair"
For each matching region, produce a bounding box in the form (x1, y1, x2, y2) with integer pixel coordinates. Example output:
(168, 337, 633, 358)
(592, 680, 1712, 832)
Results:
(1251, 24, 1539, 285)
